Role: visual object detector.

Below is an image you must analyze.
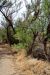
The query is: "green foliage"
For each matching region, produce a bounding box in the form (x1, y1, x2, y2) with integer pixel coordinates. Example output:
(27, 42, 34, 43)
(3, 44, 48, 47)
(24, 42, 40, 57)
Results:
(0, 28, 7, 41)
(0, 0, 50, 50)
(42, 0, 50, 17)
(14, 25, 32, 49)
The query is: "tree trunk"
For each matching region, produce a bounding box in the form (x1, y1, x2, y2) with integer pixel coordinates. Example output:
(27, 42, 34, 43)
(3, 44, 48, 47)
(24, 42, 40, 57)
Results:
(27, 32, 38, 56)
(43, 21, 50, 60)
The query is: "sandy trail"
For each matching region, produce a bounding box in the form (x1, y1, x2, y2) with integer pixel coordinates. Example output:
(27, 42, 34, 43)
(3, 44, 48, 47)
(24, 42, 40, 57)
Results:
(0, 44, 50, 75)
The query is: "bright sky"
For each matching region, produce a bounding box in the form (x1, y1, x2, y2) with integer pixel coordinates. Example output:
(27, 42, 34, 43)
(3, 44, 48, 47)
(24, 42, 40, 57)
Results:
(0, 0, 33, 27)
(12, 0, 31, 20)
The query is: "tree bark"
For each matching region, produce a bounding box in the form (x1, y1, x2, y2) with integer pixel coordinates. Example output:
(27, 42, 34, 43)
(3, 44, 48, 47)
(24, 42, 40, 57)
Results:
(27, 32, 38, 56)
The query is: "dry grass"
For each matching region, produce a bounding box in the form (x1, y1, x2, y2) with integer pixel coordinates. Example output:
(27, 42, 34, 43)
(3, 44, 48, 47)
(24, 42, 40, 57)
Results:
(0, 44, 50, 75)
(13, 49, 50, 75)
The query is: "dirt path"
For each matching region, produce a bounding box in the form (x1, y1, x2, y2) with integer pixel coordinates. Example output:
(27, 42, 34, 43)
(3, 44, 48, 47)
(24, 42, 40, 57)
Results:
(0, 44, 50, 75)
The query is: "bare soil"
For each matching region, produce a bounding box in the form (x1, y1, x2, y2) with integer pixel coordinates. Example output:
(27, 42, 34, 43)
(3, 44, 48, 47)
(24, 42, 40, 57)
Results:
(0, 44, 50, 75)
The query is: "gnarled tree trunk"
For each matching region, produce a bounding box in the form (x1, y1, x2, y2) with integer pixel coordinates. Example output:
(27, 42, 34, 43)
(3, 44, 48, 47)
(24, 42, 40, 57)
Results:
(27, 32, 38, 56)
(1, 11, 20, 45)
